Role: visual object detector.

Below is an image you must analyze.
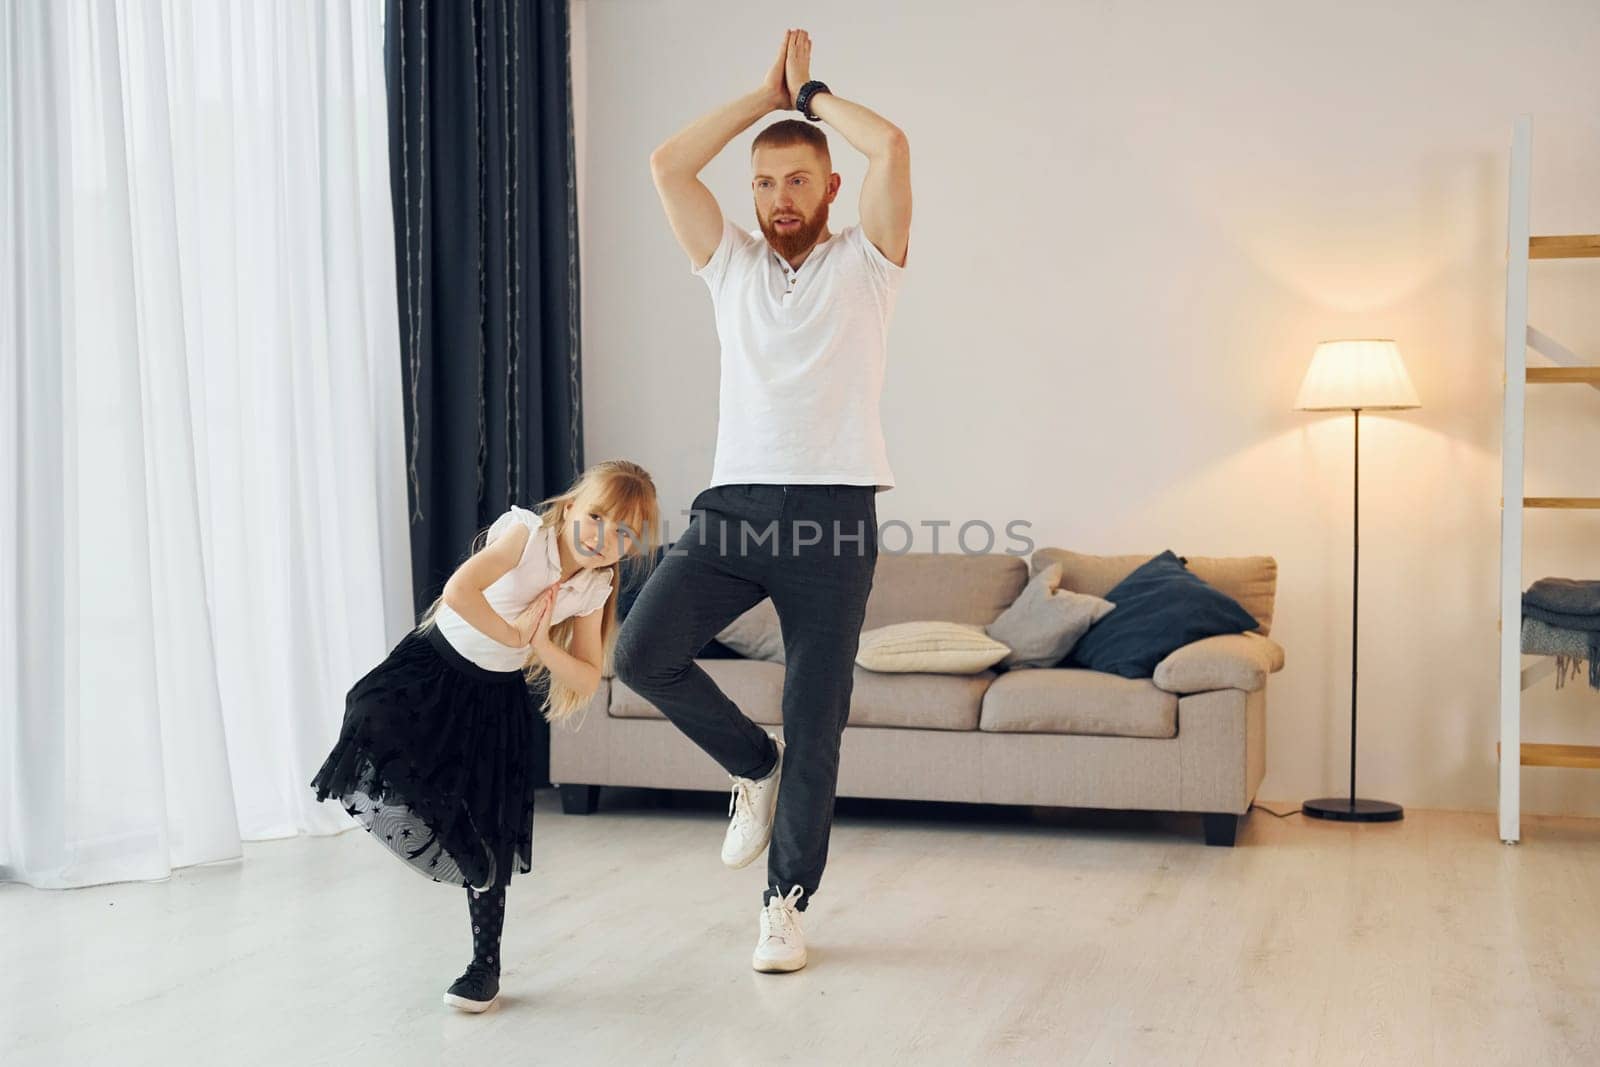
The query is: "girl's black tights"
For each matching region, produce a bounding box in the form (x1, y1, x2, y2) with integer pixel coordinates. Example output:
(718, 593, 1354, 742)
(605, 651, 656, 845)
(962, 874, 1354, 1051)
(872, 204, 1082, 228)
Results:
(466, 884, 506, 973)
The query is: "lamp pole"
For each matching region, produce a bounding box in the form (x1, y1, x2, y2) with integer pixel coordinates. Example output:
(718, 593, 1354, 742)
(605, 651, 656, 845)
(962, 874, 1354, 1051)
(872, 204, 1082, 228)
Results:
(1303, 406, 1404, 823)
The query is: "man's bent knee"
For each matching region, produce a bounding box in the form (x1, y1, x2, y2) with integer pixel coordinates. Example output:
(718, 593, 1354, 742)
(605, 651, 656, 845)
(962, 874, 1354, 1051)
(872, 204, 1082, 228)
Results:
(612, 620, 690, 692)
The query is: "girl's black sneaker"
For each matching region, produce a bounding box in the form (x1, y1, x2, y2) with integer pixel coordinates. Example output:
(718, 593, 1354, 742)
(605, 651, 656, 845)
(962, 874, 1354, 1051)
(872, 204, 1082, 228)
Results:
(443, 961, 500, 1013)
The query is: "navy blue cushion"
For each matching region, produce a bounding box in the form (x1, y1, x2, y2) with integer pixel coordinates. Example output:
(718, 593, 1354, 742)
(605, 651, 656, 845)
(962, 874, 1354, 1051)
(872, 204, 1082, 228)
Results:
(1064, 550, 1258, 679)
(617, 545, 737, 658)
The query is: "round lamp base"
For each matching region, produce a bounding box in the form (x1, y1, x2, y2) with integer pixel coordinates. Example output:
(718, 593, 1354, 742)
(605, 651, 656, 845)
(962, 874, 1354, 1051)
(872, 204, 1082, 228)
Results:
(1302, 796, 1404, 822)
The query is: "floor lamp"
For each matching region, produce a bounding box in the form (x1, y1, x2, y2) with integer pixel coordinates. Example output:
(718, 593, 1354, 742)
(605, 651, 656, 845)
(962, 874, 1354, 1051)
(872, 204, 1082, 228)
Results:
(1295, 339, 1420, 823)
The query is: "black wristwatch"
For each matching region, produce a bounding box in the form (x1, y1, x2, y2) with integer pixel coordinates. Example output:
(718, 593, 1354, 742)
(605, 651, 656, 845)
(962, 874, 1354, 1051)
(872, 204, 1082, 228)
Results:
(795, 80, 830, 121)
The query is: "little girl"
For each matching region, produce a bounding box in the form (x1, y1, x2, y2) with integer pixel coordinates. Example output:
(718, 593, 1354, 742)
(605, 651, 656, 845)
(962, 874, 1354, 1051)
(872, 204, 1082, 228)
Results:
(311, 460, 659, 1012)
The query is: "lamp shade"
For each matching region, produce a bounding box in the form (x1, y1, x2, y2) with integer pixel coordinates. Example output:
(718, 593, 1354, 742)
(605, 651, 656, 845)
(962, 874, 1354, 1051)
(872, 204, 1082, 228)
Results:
(1294, 339, 1420, 411)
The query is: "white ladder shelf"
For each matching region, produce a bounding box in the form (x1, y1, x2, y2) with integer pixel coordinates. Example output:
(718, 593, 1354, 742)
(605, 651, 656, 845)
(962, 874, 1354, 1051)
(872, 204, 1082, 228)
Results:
(1497, 115, 1600, 844)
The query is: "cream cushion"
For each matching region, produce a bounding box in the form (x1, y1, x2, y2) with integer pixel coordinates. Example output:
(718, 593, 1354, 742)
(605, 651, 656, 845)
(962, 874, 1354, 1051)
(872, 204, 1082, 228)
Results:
(856, 621, 1011, 674)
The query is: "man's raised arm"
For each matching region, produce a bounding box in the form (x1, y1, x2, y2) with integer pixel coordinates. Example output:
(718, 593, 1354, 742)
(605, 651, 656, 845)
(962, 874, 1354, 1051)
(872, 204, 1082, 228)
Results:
(784, 30, 912, 267)
(649, 32, 795, 270)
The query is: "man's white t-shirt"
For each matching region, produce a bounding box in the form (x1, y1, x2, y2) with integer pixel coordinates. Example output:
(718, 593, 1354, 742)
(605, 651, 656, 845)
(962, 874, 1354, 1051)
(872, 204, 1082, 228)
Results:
(693, 219, 904, 492)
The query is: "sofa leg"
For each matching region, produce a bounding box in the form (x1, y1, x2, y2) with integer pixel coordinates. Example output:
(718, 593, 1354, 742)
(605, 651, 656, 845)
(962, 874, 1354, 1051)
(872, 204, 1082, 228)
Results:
(1202, 812, 1239, 847)
(560, 784, 601, 815)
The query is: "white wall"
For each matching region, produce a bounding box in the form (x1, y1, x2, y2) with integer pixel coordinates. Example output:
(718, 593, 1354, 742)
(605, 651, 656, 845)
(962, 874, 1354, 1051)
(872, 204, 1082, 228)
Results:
(574, 0, 1600, 818)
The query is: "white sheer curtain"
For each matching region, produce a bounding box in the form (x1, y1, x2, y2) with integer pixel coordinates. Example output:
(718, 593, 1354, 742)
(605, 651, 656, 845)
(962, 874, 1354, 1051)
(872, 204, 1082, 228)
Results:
(1, 0, 412, 888)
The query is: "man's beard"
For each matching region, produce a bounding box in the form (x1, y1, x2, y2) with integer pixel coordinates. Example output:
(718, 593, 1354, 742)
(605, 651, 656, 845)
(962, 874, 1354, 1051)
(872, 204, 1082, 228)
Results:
(758, 201, 829, 260)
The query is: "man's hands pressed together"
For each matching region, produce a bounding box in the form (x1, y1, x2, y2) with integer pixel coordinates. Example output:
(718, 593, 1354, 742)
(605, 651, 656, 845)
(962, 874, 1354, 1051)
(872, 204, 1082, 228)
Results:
(784, 29, 814, 110)
(650, 27, 910, 270)
(762, 30, 794, 112)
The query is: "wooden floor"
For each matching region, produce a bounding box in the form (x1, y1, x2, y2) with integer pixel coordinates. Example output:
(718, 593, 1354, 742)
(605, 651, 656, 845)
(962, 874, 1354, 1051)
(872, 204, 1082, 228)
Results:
(3, 790, 1598, 1066)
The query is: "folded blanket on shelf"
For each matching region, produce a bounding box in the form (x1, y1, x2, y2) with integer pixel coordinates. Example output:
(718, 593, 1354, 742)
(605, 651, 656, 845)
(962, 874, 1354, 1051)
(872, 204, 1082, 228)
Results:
(1524, 577, 1600, 626)
(1524, 604, 1600, 632)
(1521, 617, 1600, 690)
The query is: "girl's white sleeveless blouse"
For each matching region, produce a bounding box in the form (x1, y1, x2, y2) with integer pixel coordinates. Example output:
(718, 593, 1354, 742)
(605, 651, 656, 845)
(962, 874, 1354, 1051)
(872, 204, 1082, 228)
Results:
(431, 506, 613, 671)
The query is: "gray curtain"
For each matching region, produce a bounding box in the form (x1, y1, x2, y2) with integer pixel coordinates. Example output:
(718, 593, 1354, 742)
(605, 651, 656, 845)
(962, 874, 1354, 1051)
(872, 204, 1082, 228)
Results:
(386, 0, 583, 783)
(386, 0, 584, 613)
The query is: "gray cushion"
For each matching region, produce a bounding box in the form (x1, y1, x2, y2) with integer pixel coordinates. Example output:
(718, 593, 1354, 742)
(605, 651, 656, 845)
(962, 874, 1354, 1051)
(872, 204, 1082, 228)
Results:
(984, 562, 1115, 669)
(716, 599, 785, 663)
(979, 668, 1178, 738)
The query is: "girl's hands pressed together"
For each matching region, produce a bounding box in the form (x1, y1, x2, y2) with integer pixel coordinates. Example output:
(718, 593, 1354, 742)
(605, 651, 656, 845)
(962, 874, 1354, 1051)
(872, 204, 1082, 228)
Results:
(512, 583, 558, 649)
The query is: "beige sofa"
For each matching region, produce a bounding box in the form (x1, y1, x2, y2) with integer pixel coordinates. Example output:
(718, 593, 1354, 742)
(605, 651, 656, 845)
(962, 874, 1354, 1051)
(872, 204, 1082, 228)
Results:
(550, 549, 1284, 846)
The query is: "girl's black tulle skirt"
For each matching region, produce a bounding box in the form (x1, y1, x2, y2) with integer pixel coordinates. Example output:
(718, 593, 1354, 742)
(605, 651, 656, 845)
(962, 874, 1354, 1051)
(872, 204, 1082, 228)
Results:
(310, 625, 537, 891)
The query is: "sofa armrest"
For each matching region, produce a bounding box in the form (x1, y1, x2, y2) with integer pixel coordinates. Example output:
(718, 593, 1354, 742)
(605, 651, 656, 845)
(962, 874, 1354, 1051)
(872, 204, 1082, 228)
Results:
(1154, 633, 1285, 695)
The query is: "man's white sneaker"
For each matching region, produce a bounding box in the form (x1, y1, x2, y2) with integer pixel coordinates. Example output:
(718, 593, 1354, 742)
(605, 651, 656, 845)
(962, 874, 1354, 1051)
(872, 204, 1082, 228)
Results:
(721, 735, 783, 870)
(752, 885, 807, 973)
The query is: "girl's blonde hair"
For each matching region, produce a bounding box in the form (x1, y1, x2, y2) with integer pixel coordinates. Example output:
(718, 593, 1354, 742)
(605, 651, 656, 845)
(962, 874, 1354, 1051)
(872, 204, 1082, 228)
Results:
(419, 460, 662, 725)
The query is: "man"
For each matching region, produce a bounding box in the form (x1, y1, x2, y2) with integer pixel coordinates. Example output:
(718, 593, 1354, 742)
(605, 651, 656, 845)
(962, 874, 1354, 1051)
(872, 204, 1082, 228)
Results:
(614, 28, 911, 974)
